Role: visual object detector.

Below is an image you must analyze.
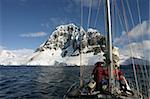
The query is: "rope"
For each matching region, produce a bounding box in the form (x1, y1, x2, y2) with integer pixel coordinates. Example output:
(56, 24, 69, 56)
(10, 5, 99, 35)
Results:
(94, 0, 102, 28)
(115, 3, 125, 33)
(114, 1, 148, 95)
(80, 0, 83, 27)
(112, 2, 126, 45)
(149, 1, 150, 98)
(120, 0, 140, 95)
(126, 0, 148, 94)
(138, 64, 147, 94)
(87, 0, 93, 29)
(103, 0, 107, 40)
(126, 0, 135, 28)
(136, 0, 149, 95)
(112, 0, 116, 44)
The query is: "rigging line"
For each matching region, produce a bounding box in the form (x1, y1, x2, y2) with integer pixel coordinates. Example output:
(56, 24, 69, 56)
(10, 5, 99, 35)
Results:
(126, 0, 135, 28)
(87, 0, 93, 30)
(136, 0, 149, 92)
(112, 0, 116, 44)
(80, 0, 83, 27)
(115, 4, 147, 88)
(112, 0, 120, 83)
(126, 0, 144, 89)
(138, 64, 148, 94)
(132, 45, 148, 93)
(94, 0, 102, 28)
(115, 3, 125, 32)
(126, 0, 147, 91)
(114, 0, 118, 45)
(149, 1, 150, 98)
(120, 0, 140, 95)
(112, 2, 126, 44)
(116, 1, 148, 91)
(126, 0, 148, 93)
(103, 0, 107, 41)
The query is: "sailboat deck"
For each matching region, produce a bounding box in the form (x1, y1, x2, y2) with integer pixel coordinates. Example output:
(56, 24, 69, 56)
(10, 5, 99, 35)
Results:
(65, 93, 144, 99)
(65, 94, 141, 99)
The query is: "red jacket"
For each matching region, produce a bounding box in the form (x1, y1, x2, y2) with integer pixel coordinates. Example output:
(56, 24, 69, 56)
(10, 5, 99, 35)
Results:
(103, 69, 123, 79)
(92, 62, 104, 83)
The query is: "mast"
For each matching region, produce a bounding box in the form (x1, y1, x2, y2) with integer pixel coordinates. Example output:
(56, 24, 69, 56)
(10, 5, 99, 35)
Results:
(80, 27, 83, 88)
(105, 0, 114, 94)
(80, 0, 83, 88)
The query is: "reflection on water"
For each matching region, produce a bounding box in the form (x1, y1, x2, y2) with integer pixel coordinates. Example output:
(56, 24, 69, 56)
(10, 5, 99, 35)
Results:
(0, 66, 94, 99)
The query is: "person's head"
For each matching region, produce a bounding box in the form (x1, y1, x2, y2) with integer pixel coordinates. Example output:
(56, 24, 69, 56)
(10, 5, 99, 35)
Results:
(95, 62, 104, 67)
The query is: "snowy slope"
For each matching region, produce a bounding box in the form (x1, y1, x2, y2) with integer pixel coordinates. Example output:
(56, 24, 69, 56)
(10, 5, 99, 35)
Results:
(0, 50, 16, 58)
(27, 23, 106, 66)
(0, 50, 32, 65)
(0, 23, 142, 66)
(121, 57, 150, 65)
(0, 50, 17, 65)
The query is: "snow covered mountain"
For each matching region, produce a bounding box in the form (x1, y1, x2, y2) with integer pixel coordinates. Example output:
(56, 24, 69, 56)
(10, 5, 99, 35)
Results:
(0, 50, 17, 65)
(0, 50, 16, 58)
(27, 23, 106, 66)
(121, 57, 150, 65)
(1, 23, 146, 66)
(0, 50, 31, 65)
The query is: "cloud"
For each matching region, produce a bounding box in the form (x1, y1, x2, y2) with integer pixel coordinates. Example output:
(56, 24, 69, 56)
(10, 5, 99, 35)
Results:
(49, 17, 68, 26)
(128, 21, 150, 39)
(72, 0, 99, 8)
(42, 17, 69, 29)
(113, 20, 150, 61)
(12, 48, 34, 56)
(120, 40, 150, 60)
(0, 48, 34, 58)
(20, 32, 47, 38)
(114, 20, 150, 46)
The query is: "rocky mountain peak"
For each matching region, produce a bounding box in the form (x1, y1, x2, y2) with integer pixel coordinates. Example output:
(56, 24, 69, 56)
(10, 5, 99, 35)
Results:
(35, 23, 106, 57)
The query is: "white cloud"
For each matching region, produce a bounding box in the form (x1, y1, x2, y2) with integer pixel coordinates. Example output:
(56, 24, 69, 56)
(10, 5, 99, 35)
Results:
(0, 48, 34, 58)
(113, 20, 150, 61)
(114, 21, 150, 45)
(12, 48, 34, 56)
(20, 32, 47, 38)
(42, 17, 70, 29)
(128, 21, 150, 39)
(41, 17, 69, 30)
(73, 0, 99, 8)
(120, 40, 150, 60)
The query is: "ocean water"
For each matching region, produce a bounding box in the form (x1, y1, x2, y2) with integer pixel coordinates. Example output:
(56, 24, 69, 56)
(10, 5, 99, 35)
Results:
(0, 66, 93, 99)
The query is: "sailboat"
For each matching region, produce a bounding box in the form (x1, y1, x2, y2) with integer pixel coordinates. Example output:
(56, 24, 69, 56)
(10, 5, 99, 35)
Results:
(64, 0, 149, 99)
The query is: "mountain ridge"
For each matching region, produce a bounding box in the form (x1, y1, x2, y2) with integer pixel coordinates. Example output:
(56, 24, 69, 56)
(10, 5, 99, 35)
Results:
(0, 23, 147, 66)
(27, 23, 106, 65)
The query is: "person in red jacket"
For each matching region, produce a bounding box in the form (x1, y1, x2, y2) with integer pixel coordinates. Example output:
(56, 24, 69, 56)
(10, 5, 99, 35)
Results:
(92, 62, 104, 91)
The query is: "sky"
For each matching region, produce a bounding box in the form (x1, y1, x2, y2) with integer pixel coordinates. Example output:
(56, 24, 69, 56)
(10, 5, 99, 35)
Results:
(0, 0, 149, 58)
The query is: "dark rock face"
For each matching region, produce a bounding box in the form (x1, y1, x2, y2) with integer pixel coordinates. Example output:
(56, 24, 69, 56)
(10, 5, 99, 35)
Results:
(35, 23, 106, 57)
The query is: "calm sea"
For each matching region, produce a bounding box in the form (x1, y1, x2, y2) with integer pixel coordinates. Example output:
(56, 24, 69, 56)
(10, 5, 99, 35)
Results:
(0, 66, 93, 99)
